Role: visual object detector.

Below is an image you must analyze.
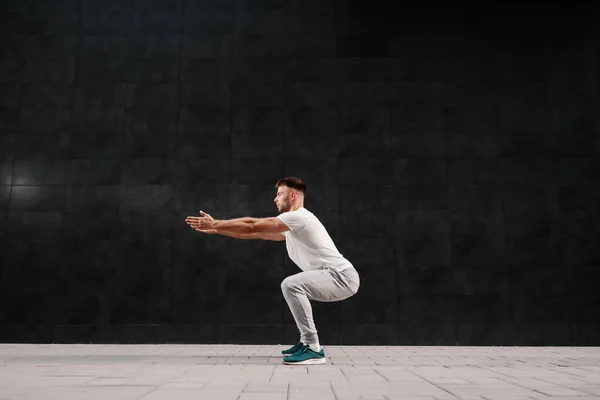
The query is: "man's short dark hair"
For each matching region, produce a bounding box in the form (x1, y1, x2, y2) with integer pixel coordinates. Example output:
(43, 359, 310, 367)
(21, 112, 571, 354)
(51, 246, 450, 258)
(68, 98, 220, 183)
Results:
(275, 176, 306, 195)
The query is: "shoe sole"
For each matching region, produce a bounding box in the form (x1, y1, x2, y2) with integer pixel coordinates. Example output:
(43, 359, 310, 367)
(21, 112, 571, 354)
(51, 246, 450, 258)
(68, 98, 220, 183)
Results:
(283, 357, 327, 365)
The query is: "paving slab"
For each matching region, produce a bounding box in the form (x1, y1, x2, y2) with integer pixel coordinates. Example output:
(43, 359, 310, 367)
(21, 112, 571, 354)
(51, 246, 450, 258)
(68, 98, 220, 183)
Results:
(0, 345, 599, 399)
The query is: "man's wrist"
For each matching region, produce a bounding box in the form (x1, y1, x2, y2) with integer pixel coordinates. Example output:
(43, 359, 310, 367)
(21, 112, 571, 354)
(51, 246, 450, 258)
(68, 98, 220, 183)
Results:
(213, 219, 236, 232)
(212, 220, 223, 231)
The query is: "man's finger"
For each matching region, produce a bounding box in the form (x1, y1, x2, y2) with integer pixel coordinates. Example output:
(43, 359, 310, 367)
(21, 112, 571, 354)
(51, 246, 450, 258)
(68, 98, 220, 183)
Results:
(186, 216, 201, 221)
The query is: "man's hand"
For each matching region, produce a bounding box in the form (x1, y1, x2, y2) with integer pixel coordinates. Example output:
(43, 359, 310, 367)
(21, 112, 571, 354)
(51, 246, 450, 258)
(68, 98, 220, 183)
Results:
(185, 210, 216, 233)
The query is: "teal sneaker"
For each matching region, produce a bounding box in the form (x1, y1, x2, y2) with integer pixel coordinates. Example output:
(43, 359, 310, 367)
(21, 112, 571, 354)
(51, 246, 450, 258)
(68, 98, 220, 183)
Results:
(281, 342, 304, 355)
(282, 345, 326, 365)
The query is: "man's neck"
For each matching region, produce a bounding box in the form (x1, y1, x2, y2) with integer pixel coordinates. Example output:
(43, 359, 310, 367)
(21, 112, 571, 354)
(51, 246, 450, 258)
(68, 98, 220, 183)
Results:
(289, 204, 304, 212)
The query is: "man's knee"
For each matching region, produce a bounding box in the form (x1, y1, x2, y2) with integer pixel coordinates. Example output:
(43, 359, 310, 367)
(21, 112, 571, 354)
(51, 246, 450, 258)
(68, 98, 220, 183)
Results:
(281, 276, 298, 294)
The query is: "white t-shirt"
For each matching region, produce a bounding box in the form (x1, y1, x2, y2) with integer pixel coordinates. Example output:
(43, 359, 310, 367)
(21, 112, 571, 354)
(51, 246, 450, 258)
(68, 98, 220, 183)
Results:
(276, 207, 353, 272)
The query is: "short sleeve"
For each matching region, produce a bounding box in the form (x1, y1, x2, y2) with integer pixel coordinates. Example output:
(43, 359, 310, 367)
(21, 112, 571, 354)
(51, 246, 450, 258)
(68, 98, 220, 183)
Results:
(276, 211, 307, 233)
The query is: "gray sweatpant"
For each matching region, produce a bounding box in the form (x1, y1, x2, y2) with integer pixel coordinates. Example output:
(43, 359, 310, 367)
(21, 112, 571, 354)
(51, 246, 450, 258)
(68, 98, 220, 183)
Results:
(281, 265, 360, 345)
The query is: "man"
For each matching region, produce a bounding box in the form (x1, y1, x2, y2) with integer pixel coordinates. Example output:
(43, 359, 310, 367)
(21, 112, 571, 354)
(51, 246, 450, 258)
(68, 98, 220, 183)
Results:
(185, 177, 360, 365)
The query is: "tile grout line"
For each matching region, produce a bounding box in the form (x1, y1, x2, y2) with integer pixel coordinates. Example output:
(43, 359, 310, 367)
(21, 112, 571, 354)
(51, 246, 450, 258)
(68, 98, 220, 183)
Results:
(267, 363, 276, 383)
(235, 381, 249, 400)
(402, 367, 461, 399)
(329, 380, 341, 400)
(373, 367, 391, 382)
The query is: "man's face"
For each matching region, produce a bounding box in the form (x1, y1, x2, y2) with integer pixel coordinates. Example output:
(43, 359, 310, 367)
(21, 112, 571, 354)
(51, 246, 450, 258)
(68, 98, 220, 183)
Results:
(274, 186, 292, 213)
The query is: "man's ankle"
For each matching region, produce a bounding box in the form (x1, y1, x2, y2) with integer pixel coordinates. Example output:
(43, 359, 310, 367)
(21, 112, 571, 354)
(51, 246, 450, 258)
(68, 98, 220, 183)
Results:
(308, 342, 321, 352)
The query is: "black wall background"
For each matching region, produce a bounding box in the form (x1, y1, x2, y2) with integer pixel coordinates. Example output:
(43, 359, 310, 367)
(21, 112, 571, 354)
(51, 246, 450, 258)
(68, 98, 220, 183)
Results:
(0, 0, 598, 345)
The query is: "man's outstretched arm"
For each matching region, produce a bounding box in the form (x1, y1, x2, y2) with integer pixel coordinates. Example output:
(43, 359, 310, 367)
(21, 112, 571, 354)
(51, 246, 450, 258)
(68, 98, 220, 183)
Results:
(186, 211, 288, 241)
(218, 231, 285, 241)
(213, 216, 290, 235)
(198, 227, 285, 241)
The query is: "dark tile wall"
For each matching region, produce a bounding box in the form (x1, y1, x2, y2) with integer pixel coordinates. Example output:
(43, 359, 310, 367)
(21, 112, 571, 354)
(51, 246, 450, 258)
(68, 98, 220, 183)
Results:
(1, 0, 598, 345)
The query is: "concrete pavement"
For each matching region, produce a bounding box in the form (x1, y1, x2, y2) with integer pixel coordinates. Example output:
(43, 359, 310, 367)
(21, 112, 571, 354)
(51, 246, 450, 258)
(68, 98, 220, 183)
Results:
(0, 344, 599, 399)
